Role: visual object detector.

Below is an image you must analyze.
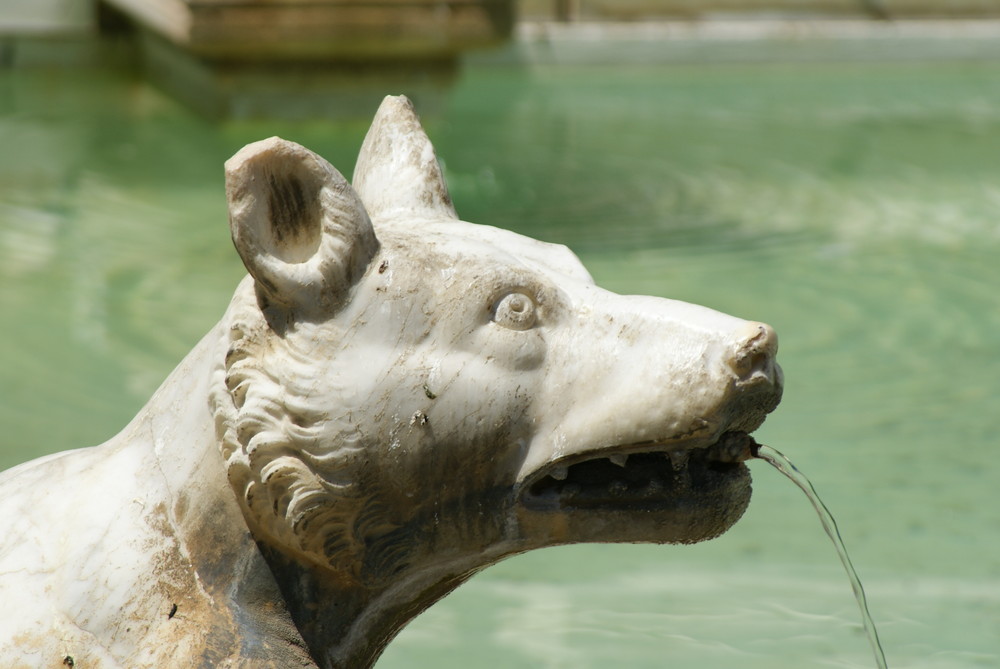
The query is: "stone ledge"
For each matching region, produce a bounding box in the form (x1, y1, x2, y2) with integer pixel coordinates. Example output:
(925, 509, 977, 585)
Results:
(0, 0, 94, 37)
(102, 0, 513, 61)
(469, 18, 1000, 65)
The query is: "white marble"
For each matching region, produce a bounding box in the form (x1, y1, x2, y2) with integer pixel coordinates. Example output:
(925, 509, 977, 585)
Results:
(0, 95, 782, 668)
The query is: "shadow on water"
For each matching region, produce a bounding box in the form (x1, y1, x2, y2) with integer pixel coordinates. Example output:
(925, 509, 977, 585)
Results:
(1, 55, 999, 667)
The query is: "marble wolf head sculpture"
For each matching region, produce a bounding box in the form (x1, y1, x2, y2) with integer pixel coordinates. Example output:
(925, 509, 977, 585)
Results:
(214, 95, 782, 660)
(0, 95, 781, 669)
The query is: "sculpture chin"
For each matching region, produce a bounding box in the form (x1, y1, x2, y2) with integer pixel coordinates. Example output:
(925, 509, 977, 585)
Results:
(517, 432, 756, 545)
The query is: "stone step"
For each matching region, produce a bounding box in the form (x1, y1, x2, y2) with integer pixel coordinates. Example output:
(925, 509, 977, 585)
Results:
(102, 0, 513, 61)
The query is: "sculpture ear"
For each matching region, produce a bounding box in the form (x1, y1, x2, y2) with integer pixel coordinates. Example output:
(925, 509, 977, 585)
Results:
(225, 137, 379, 317)
(352, 95, 458, 223)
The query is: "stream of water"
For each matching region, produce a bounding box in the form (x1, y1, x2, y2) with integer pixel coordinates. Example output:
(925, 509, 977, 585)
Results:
(754, 444, 888, 669)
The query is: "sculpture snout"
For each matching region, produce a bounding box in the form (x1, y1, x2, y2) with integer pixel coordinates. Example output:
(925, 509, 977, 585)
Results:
(728, 322, 781, 387)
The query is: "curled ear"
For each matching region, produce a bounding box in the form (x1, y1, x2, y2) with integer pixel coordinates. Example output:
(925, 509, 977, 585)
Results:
(225, 137, 379, 316)
(352, 95, 458, 224)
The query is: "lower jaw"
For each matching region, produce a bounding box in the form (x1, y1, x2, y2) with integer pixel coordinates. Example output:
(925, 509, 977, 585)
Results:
(515, 454, 753, 546)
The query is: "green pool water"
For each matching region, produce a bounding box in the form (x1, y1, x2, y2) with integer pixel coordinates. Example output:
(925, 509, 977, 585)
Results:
(2, 56, 999, 668)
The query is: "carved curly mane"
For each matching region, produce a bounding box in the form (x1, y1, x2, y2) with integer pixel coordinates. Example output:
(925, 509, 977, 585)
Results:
(209, 278, 403, 583)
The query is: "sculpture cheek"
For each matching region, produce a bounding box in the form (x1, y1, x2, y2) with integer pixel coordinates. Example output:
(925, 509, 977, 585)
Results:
(509, 333, 546, 371)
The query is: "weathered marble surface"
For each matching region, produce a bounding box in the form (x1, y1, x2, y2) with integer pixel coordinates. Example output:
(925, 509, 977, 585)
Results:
(0, 95, 781, 668)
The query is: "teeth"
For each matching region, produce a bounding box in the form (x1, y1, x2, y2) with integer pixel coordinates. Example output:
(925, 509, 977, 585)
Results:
(550, 466, 568, 481)
(667, 450, 689, 471)
(609, 453, 628, 468)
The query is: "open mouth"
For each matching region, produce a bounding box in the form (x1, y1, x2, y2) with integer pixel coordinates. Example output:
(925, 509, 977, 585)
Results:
(520, 431, 758, 512)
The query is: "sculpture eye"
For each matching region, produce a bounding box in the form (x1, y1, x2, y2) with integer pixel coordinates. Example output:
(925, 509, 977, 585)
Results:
(493, 292, 537, 331)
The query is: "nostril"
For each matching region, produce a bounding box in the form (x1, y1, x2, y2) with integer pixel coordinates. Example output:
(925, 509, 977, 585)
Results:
(729, 323, 778, 381)
(746, 350, 770, 376)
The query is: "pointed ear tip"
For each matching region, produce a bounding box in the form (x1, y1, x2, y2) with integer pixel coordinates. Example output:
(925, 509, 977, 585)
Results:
(376, 94, 419, 119)
(381, 94, 412, 107)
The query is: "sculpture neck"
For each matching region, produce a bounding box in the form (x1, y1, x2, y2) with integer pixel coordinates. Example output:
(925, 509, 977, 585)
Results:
(136, 323, 229, 495)
(255, 545, 473, 668)
(256, 500, 528, 669)
(111, 323, 315, 664)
